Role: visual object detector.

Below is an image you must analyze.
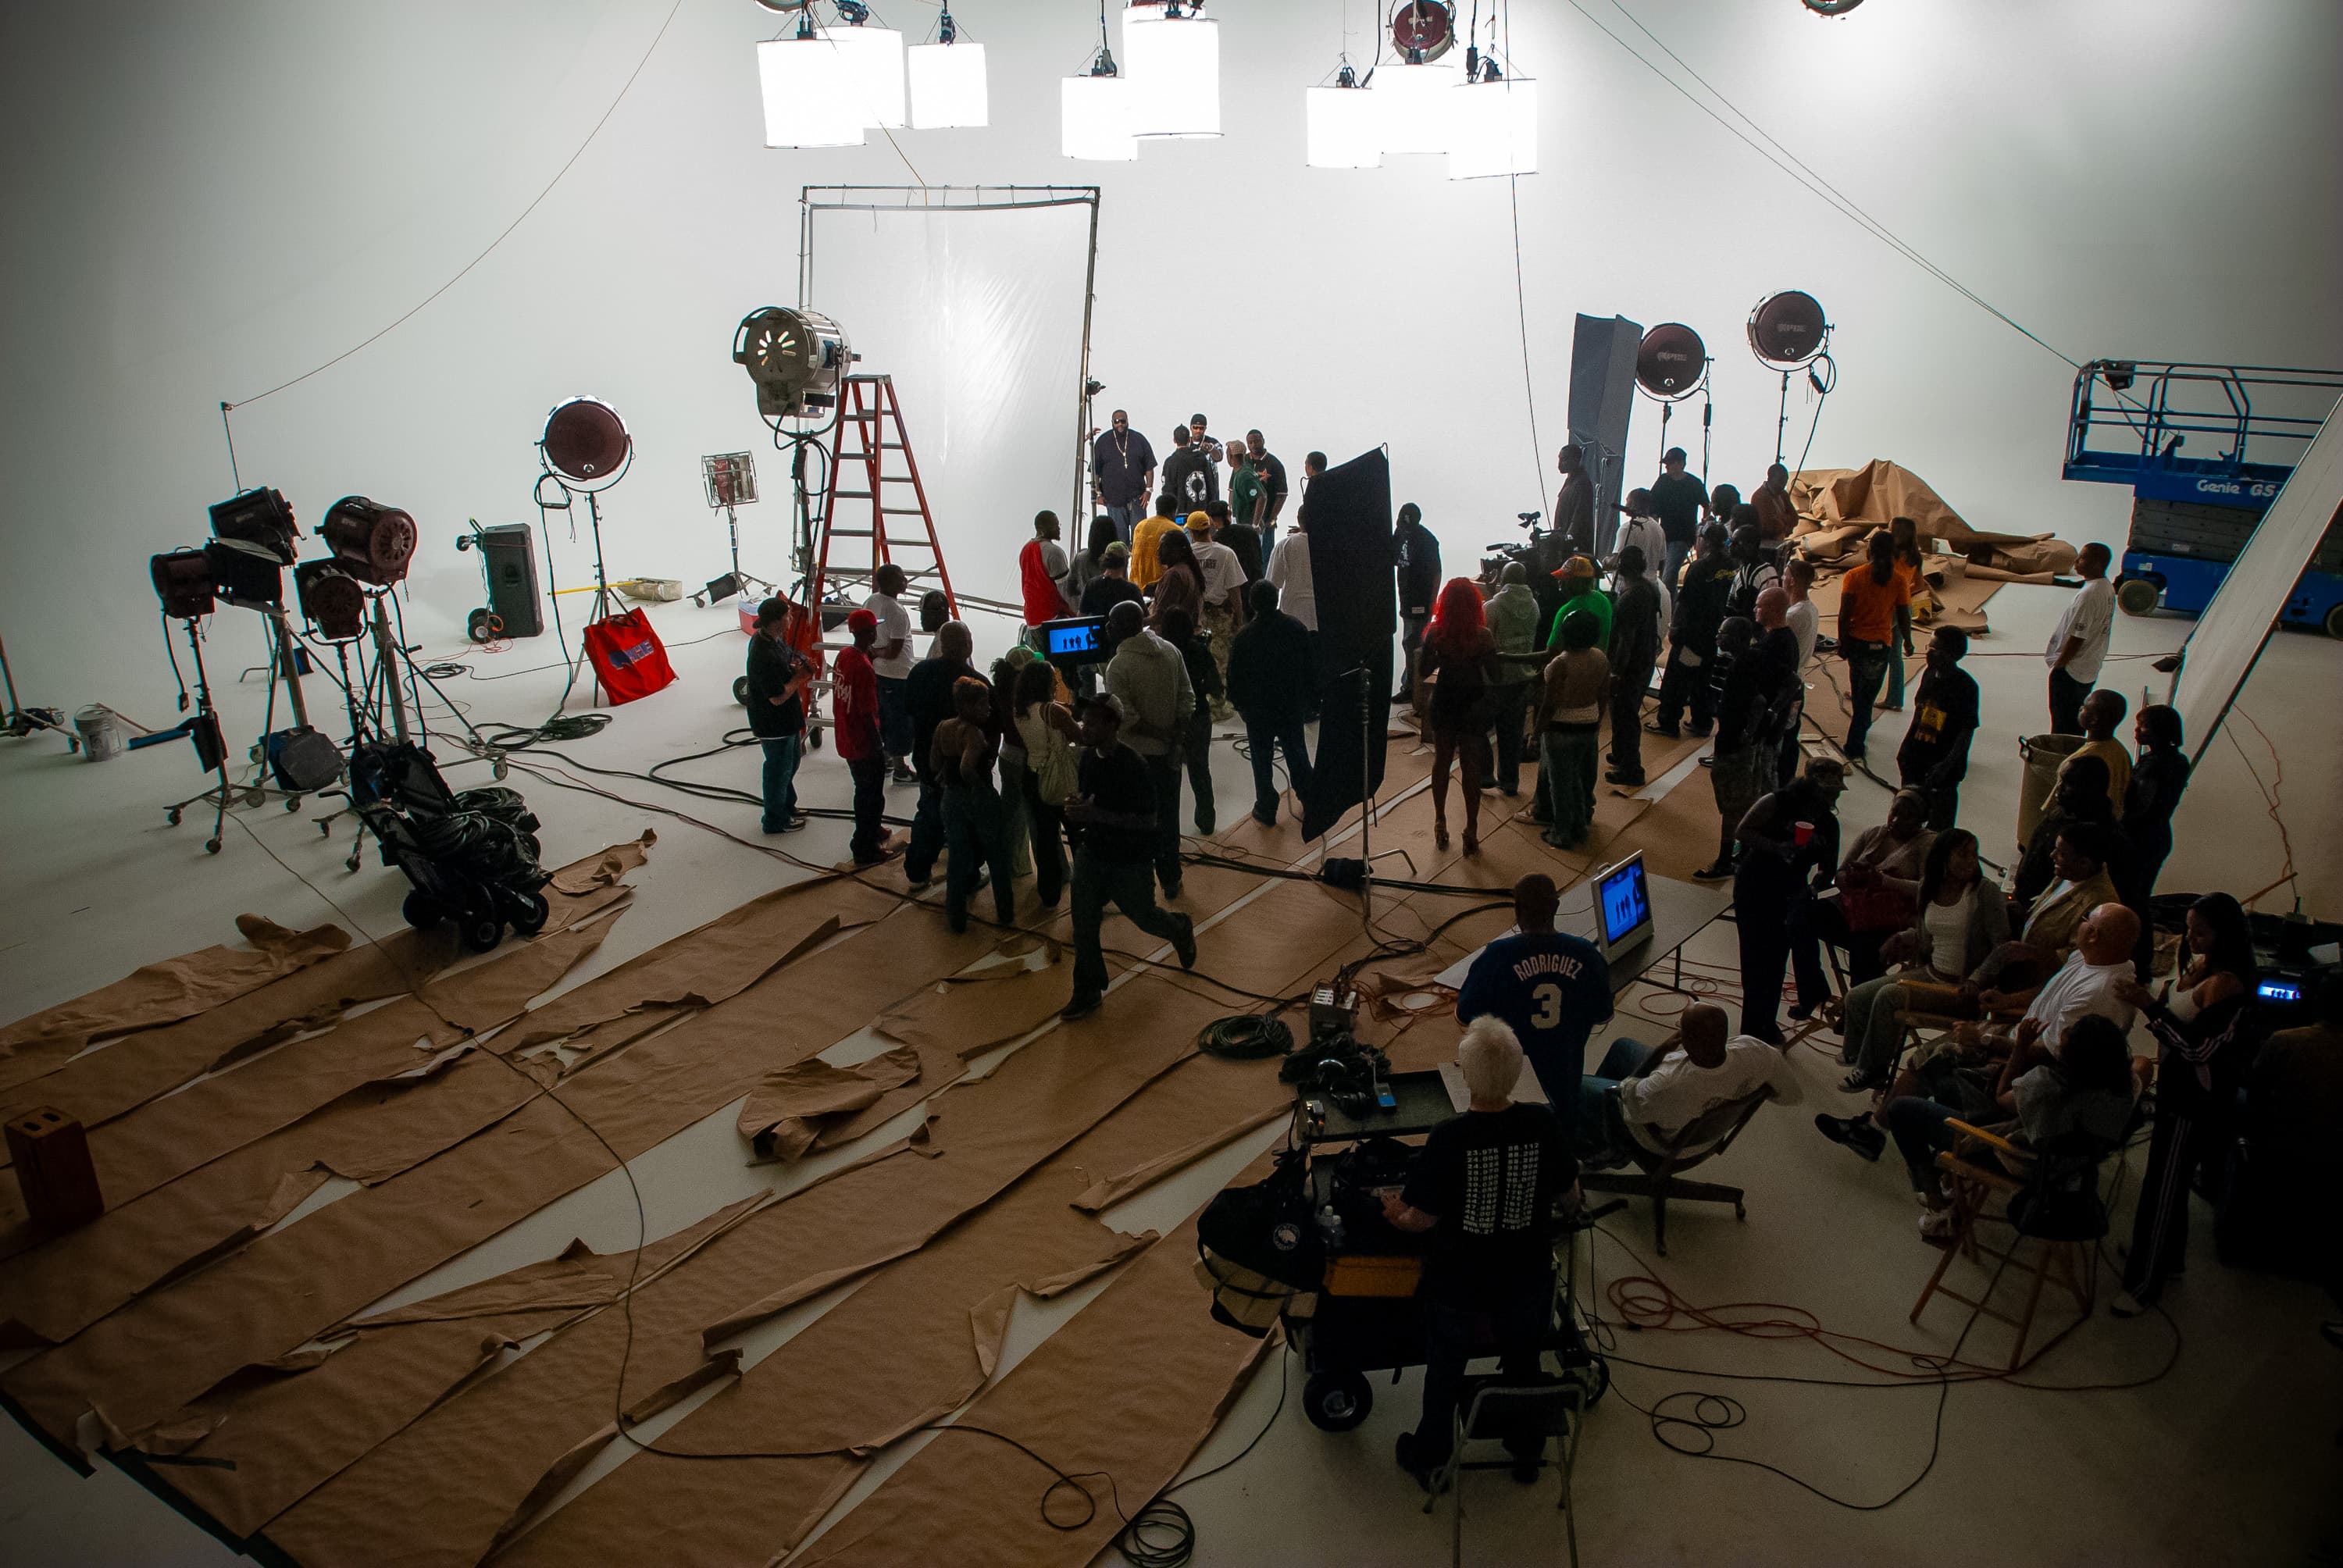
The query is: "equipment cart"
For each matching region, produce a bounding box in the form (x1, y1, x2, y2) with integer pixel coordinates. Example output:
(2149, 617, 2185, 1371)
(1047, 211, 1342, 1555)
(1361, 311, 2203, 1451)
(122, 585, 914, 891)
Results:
(1282, 1068, 1610, 1434)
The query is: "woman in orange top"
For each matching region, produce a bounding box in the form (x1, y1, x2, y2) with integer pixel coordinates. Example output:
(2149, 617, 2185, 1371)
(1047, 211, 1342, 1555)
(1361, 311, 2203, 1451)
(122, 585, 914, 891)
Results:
(1838, 530, 1911, 762)
(1884, 515, 1924, 711)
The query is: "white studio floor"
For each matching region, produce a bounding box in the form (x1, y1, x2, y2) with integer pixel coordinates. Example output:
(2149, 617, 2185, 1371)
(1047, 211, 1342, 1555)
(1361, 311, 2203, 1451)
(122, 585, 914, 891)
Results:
(2, 581, 2340, 1566)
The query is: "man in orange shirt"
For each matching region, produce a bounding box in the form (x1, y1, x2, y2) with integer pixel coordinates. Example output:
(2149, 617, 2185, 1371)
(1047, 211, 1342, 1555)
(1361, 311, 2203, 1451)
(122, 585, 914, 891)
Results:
(1129, 492, 1180, 592)
(1837, 531, 1911, 762)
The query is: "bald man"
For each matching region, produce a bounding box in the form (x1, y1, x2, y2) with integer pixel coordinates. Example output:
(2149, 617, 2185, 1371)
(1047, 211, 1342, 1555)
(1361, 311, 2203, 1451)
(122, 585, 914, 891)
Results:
(1454, 874, 1614, 1149)
(1576, 1002, 1802, 1168)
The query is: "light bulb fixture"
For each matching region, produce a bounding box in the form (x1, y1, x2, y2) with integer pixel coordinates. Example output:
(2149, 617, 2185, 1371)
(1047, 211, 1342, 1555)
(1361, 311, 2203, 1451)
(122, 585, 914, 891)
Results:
(1305, 62, 1381, 169)
(1120, 2, 1220, 140)
(908, 5, 986, 130)
(1063, 5, 1136, 160)
(1446, 75, 1536, 179)
(758, 31, 866, 148)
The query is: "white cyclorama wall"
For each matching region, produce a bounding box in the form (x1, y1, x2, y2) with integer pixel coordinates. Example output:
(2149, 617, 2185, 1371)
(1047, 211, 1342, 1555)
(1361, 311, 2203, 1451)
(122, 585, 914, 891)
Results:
(2, 1, 2340, 721)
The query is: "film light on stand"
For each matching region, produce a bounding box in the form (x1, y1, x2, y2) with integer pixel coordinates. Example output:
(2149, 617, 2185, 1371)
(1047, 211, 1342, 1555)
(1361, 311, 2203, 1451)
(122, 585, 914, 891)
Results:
(1120, 4, 1220, 139)
(908, 40, 987, 127)
(1062, 72, 1137, 160)
(758, 35, 865, 148)
(1304, 71, 1382, 169)
(817, 23, 906, 130)
(1447, 77, 1537, 180)
(1375, 59, 1464, 160)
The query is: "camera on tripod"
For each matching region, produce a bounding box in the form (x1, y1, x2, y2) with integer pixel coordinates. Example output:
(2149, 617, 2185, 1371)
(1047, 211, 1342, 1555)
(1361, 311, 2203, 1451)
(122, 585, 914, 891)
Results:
(1478, 509, 1551, 585)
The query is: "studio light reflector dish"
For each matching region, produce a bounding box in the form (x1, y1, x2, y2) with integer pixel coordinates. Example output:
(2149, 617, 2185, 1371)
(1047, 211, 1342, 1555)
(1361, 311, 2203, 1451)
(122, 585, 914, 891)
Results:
(1447, 77, 1537, 179)
(908, 40, 987, 127)
(1375, 59, 1463, 159)
(816, 24, 906, 130)
(1062, 73, 1137, 160)
(1120, 5, 1220, 139)
(758, 36, 866, 147)
(1305, 83, 1382, 169)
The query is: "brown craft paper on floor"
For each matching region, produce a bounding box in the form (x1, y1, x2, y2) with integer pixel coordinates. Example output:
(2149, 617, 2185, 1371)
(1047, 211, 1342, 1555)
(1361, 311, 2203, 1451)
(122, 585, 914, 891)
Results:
(793, 1192, 1278, 1568)
(739, 1045, 924, 1162)
(491, 1050, 1291, 1568)
(256, 977, 1232, 1568)
(0, 917, 353, 1094)
(0, 841, 642, 1149)
(0, 896, 993, 1453)
(143, 1194, 770, 1542)
(872, 943, 1072, 1060)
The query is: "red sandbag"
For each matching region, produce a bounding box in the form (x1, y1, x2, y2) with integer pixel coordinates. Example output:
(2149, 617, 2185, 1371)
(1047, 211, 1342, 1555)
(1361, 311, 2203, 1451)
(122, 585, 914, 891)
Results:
(581, 610, 676, 704)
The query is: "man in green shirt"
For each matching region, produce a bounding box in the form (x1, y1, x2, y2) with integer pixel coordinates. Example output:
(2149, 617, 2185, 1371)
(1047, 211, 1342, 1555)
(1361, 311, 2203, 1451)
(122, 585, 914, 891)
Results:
(1227, 444, 1268, 534)
(1484, 561, 1542, 796)
(1542, 555, 1611, 654)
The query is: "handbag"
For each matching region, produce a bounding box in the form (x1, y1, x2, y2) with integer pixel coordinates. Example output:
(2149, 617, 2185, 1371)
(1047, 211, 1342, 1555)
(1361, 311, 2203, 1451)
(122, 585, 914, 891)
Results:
(581, 609, 677, 705)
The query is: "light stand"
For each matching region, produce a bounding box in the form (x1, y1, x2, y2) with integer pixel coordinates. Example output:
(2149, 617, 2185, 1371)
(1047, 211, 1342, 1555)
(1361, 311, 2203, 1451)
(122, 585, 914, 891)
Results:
(539, 396, 634, 709)
(0, 632, 77, 750)
(136, 618, 236, 854)
(695, 452, 774, 605)
(1773, 369, 1796, 468)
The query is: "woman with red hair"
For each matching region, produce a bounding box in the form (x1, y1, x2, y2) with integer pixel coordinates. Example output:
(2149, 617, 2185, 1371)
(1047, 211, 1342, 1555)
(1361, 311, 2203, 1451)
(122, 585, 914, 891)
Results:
(1421, 577, 1497, 853)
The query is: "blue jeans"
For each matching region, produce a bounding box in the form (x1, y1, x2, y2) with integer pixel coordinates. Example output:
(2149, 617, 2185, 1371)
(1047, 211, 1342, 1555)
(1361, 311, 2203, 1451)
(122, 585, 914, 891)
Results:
(1143, 750, 1182, 892)
(1070, 846, 1186, 1000)
(876, 675, 912, 762)
(1664, 538, 1692, 593)
(1574, 1035, 1658, 1164)
(1539, 725, 1599, 847)
(1105, 502, 1139, 546)
(1886, 603, 1912, 707)
(1842, 639, 1889, 759)
(759, 735, 802, 832)
(1242, 712, 1312, 821)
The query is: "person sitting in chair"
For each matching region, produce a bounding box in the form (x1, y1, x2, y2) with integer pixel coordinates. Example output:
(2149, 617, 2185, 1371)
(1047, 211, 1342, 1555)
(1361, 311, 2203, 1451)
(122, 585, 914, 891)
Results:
(1383, 1017, 1578, 1489)
(1574, 1003, 1802, 1168)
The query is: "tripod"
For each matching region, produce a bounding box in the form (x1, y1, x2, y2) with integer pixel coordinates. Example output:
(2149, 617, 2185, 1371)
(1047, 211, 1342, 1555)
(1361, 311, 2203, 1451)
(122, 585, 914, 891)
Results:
(133, 617, 237, 853)
(0, 631, 77, 750)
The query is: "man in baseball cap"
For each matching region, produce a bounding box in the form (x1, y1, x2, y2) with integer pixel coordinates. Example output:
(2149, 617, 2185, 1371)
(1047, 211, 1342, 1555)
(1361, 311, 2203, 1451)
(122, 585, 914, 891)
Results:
(1546, 554, 1611, 654)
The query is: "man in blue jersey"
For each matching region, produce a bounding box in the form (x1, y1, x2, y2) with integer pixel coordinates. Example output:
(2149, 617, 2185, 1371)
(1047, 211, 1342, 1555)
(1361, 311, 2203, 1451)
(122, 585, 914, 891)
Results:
(1453, 874, 1614, 1146)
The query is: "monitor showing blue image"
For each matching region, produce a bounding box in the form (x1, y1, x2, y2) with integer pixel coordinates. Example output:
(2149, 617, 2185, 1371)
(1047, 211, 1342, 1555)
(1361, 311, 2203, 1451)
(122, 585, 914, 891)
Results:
(1596, 852, 1654, 957)
(1035, 616, 1108, 665)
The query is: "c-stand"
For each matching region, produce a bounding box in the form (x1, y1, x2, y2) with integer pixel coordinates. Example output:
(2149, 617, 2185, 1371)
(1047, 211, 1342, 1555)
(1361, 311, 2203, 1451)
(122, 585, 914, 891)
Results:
(131, 616, 236, 853)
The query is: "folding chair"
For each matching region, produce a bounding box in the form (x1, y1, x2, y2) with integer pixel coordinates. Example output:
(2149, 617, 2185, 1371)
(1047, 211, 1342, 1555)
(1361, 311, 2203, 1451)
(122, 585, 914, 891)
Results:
(1422, 1377, 1586, 1568)
(1582, 1082, 1774, 1256)
(1910, 1122, 2114, 1370)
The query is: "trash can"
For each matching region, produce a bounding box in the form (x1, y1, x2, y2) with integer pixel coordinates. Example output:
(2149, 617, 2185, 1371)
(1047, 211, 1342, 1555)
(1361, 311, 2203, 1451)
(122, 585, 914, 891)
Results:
(2016, 732, 2083, 849)
(73, 705, 121, 761)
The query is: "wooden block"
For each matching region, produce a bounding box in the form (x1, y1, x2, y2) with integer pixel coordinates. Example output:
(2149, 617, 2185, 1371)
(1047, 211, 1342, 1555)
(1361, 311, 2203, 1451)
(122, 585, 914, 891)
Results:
(5, 1106, 105, 1232)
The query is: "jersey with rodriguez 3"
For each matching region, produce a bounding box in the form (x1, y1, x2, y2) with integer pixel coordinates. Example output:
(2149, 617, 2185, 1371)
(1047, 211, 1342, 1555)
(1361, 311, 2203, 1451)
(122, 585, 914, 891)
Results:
(1454, 921, 1614, 1140)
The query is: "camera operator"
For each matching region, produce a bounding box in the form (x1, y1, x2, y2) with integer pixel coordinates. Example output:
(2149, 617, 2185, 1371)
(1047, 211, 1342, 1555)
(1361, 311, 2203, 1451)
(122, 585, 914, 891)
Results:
(1383, 1016, 1578, 1488)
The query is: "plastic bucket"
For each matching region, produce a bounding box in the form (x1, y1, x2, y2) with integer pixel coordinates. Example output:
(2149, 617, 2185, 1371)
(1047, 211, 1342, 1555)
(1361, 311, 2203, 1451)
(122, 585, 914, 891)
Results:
(2015, 732, 2083, 849)
(73, 705, 121, 761)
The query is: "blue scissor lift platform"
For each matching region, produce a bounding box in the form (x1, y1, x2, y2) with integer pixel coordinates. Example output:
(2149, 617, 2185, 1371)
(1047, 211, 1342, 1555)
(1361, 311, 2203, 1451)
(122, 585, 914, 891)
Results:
(2063, 358, 2343, 636)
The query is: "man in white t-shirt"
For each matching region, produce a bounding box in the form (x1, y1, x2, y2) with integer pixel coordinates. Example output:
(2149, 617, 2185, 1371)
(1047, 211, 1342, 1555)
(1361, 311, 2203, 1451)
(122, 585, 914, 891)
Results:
(1574, 1003, 1800, 1164)
(1782, 557, 1821, 668)
(1265, 516, 1317, 633)
(1189, 514, 1246, 720)
(2008, 903, 2140, 1052)
(863, 563, 918, 783)
(2044, 541, 2114, 736)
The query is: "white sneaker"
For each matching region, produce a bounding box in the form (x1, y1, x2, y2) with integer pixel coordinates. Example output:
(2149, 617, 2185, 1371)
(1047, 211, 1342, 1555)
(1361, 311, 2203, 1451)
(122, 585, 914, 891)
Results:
(1917, 1208, 1957, 1239)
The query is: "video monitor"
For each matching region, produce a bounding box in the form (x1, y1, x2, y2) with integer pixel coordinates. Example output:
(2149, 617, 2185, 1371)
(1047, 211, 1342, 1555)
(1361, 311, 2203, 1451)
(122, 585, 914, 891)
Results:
(1596, 852, 1655, 958)
(1033, 615, 1110, 666)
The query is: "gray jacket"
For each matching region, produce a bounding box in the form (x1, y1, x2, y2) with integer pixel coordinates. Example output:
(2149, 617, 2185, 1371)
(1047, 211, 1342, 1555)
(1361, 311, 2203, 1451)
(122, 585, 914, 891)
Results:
(1910, 885, 2010, 980)
(1104, 629, 1193, 758)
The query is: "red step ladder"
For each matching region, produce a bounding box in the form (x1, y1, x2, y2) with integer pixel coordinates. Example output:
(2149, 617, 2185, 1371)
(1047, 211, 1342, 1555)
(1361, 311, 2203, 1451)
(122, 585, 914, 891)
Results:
(807, 374, 958, 623)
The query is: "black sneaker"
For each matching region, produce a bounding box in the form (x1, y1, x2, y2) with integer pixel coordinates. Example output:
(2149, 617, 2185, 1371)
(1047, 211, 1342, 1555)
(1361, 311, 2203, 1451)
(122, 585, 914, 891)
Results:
(1250, 807, 1278, 827)
(1644, 722, 1680, 739)
(1813, 1114, 1884, 1161)
(1691, 860, 1734, 882)
(1840, 1071, 1886, 1094)
(1604, 769, 1645, 786)
(1393, 1432, 1447, 1494)
(1510, 1449, 1544, 1485)
(1172, 914, 1197, 971)
(1059, 992, 1103, 1022)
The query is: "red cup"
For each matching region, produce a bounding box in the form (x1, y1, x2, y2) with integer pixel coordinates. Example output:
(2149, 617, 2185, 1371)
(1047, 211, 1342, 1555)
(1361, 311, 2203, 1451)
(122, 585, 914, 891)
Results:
(1792, 820, 1814, 847)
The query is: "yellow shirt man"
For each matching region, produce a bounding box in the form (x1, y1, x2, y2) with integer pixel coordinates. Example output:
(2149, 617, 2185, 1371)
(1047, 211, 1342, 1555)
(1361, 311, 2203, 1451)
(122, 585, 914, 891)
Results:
(1129, 508, 1178, 591)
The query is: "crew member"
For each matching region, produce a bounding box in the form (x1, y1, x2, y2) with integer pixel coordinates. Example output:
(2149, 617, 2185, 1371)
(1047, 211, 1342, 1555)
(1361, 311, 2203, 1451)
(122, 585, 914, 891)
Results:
(1018, 510, 1072, 625)
(744, 597, 810, 835)
(1161, 424, 1218, 515)
(1454, 875, 1614, 1148)
(1393, 502, 1442, 711)
(1059, 697, 1196, 1022)
(1752, 461, 1798, 542)
(1554, 444, 1596, 559)
(1384, 1016, 1577, 1488)
(864, 562, 918, 784)
(1649, 446, 1707, 587)
(2045, 541, 2115, 735)
(832, 608, 888, 866)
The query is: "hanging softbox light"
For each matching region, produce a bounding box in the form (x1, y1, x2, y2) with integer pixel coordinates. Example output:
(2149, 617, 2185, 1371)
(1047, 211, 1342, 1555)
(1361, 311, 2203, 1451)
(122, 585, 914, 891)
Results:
(540, 397, 633, 490)
(1305, 74, 1382, 169)
(1375, 59, 1464, 159)
(816, 23, 906, 130)
(758, 34, 866, 148)
(1635, 323, 1709, 400)
(908, 38, 987, 127)
(1062, 72, 1138, 160)
(1447, 77, 1537, 179)
(319, 496, 419, 586)
(1747, 290, 1830, 368)
(1121, 4, 1220, 139)
(732, 308, 851, 420)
